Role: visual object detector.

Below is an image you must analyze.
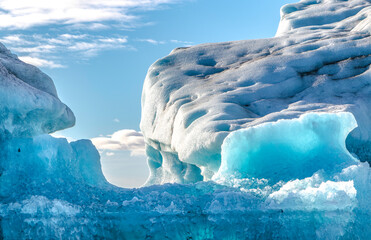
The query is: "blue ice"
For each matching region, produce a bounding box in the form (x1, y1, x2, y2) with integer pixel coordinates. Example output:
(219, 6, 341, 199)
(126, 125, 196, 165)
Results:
(215, 112, 359, 183)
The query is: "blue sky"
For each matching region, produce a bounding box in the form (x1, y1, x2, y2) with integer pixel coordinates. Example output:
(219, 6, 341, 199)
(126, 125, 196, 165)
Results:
(0, 0, 297, 187)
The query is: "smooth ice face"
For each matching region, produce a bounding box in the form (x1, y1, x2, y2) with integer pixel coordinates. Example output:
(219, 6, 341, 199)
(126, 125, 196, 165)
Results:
(0, 43, 75, 138)
(215, 112, 358, 182)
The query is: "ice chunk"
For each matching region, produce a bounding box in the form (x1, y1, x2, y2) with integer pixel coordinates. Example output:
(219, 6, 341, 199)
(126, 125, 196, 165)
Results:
(214, 112, 358, 182)
(7, 196, 80, 216)
(267, 175, 357, 211)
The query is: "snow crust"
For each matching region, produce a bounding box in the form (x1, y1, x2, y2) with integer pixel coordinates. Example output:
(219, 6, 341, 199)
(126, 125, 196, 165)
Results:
(1, 0, 371, 239)
(277, 0, 371, 36)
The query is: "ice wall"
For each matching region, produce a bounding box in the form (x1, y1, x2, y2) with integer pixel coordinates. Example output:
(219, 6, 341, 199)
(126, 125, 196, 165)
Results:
(141, 0, 371, 184)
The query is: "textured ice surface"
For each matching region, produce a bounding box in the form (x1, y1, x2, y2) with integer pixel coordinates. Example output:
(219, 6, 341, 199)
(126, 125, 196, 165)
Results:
(276, 0, 371, 36)
(141, 0, 371, 184)
(0, 43, 74, 138)
(1, 0, 371, 239)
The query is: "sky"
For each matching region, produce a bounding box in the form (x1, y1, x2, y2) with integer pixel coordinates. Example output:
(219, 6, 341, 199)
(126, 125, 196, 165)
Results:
(0, 0, 298, 188)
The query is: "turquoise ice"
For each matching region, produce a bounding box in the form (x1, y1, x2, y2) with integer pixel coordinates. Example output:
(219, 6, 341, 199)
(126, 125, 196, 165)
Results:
(1, 0, 371, 239)
(216, 112, 359, 183)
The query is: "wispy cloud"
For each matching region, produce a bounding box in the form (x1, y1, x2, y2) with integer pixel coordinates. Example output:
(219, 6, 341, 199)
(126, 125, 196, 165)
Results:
(138, 38, 193, 46)
(11, 45, 56, 53)
(0, 1, 191, 68)
(99, 37, 128, 44)
(170, 39, 193, 45)
(0, 35, 32, 45)
(138, 38, 166, 45)
(0, 0, 182, 29)
(2, 34, 192, 68)
(106, 152, 115, 157)
(1, 34, 132, 67)
(91, 129, 146, 156)
(19, 56, 65, 68)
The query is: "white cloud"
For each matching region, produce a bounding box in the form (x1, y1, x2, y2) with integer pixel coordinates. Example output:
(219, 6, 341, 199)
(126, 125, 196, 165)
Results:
(2, 34, 191, 69)
(99, 37, 128, 44)
(0, 0, 182, 29)
(1, 34, 132, 67)
(19, 56, 65, 68)
(106, 152, 115, 156)
(91, 129, 146, 156)
(68, 42, 100, 51)
(113, 118, 120, 123)
(1, 35, 23, 44)
(67, 38, 131, 57)
(138, 38, 166, 45)
(66, 23, 111, 31)
(138, 38, 193, 46)
(60, 34, 87, 40)
(170, 39, 193, 45)
(0, 0, 190, 68)
(12, 44, 56, 53)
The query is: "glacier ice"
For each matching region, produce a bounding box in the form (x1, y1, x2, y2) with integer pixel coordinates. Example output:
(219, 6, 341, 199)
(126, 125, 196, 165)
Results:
(1, 0, 371, 239)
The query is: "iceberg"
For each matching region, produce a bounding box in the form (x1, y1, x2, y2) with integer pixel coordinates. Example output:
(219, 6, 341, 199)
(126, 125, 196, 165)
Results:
(1, 0, 371, 239)
(141, 0, 371, 184)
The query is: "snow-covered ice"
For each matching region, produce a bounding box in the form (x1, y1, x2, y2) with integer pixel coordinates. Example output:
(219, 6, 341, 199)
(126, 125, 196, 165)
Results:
(1, 0, 371, 239)
(141, 0, 371, 184)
